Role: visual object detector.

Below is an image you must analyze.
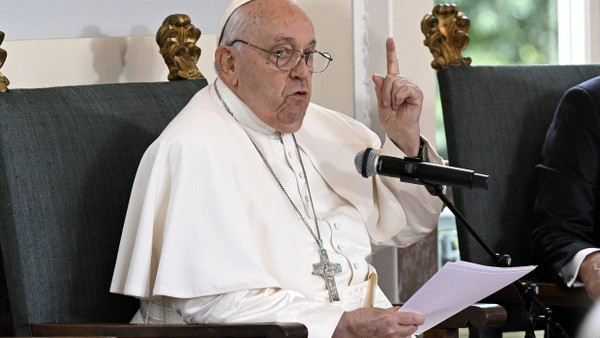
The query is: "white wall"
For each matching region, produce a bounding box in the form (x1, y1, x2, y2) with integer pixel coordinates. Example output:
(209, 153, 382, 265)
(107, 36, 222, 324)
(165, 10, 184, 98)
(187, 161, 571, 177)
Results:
(351, 0, 437, 145)
(3, 36, 218, 88)
(0, 0, 228, 40)
(298, 0, 355, 124)
(558, 0, 600, 64)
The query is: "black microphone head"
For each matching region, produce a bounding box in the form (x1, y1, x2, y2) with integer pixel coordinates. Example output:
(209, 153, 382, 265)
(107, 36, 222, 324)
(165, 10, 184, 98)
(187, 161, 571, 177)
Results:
(472, 172, 490, 190)
(354, 148, 378, 178)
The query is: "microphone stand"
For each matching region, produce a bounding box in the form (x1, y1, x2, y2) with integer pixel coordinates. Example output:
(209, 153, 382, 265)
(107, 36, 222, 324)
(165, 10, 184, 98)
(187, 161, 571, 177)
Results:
(411, 180, 568, 338)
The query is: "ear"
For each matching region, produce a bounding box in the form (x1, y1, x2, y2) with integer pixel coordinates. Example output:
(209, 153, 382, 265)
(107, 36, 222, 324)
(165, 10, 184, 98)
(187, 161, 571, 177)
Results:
(215, 46, 238, 87)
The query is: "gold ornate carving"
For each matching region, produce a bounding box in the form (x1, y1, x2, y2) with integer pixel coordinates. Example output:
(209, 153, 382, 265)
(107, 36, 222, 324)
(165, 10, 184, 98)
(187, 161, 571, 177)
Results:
(156, 14, 204, 81)
(421, 4, 472, 71)
(0, 31, 10, 92)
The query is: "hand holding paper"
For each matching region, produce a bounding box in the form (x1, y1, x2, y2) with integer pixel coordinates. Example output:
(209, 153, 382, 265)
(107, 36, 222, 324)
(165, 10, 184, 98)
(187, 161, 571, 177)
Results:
(399, 260, 536, 335)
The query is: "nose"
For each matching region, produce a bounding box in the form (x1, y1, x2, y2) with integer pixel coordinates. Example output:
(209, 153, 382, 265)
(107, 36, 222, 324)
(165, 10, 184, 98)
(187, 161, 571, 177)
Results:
(289, 55, 311, 79)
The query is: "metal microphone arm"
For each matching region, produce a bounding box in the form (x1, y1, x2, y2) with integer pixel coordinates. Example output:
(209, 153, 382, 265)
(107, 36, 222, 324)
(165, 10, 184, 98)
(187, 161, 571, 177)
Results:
(423, 183, 567, 338)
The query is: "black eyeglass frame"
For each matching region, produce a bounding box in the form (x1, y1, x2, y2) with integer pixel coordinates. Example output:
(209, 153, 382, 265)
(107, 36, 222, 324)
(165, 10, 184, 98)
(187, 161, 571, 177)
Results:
(229, 39, 333, 73)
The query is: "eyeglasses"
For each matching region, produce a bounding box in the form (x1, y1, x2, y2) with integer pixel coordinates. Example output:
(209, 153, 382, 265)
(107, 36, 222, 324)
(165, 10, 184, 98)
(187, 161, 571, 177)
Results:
(229, 39, 333, 73)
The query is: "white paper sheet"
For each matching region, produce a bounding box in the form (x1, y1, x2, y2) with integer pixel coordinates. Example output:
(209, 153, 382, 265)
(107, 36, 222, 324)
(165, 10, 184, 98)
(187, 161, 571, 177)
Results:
(399, 260, 536, 334)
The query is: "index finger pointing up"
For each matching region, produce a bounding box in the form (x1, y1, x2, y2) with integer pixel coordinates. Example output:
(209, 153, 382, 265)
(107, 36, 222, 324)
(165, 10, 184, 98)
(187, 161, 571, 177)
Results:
(386, 37, 400, 75)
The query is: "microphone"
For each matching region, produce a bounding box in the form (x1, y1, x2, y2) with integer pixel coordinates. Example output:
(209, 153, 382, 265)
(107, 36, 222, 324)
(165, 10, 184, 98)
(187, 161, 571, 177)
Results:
(354, 148, 489, 190)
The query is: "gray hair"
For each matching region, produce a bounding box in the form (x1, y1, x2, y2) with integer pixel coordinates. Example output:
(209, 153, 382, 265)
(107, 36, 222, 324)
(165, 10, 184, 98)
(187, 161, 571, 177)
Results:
(219, 4, 253, 48)
(215, 2, 252, 77)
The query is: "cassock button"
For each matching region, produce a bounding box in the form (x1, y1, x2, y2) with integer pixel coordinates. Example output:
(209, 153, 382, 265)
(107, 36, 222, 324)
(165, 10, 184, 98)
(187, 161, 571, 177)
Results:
(334, 223, 341, 230)
(287, 151, 294, 158)
(353, 262, 360, 269)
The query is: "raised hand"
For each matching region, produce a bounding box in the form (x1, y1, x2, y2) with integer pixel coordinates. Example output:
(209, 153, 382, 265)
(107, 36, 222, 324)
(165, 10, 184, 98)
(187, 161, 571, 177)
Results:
(372, 37, 423, 157)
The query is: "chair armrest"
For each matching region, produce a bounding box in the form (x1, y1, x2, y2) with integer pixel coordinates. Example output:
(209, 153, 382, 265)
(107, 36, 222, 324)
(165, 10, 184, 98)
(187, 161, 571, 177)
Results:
(31, 322, 308, 337)
(394, 302, 506, 329)
(32, 304, 505, 337)
(434, 303, 506, 329)
(421, 303, 506, 338)
(486, 280, 593, 308)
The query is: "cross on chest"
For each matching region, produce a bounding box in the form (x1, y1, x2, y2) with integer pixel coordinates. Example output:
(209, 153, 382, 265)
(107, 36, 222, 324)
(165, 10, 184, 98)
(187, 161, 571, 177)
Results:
(312, 247, 342, 302)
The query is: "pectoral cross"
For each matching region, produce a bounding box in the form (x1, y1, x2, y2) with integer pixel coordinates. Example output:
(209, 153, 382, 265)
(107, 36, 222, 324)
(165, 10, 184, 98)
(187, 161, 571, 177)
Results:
(312, 246, 342, 302)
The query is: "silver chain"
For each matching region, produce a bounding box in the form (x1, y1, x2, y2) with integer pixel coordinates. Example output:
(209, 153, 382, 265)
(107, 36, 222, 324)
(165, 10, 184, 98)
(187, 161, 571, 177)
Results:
(214, 82, 324, 246)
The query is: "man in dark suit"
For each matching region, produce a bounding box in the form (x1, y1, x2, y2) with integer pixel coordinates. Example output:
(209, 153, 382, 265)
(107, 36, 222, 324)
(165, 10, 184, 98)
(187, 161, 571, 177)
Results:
(532, 75, 600, 301)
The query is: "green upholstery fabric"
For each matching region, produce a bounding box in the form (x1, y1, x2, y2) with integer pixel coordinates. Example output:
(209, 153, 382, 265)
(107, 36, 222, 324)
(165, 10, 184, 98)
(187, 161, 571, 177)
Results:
(0, 79, 208, 336)
(438, 64, 600, 270)
(438, 65, 600, 335)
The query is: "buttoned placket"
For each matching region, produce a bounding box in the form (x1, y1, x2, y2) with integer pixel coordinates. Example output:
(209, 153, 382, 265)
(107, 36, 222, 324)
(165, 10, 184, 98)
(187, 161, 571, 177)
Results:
(278, 134, 359, 284)
(280, 133, 314, 218)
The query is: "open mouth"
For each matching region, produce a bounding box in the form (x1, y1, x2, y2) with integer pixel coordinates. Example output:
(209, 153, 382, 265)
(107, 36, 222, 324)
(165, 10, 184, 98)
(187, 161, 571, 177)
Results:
(293, 90, 308, 98)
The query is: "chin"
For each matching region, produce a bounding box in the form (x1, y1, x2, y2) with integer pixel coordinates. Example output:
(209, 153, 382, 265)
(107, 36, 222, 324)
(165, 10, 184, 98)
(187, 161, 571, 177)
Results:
(276, 107, 306, 133)
(278, 120, 304, 134)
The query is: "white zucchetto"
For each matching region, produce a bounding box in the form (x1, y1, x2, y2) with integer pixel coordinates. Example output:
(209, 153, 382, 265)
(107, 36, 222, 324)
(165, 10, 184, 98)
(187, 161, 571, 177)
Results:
(217, 0, 253, 46)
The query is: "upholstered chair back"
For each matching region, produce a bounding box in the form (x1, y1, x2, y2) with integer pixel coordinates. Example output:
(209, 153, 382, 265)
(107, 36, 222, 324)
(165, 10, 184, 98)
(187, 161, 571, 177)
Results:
(438, 65, 600, 334)
(0, 79, 208, 336)
(439, 64, 600, 269)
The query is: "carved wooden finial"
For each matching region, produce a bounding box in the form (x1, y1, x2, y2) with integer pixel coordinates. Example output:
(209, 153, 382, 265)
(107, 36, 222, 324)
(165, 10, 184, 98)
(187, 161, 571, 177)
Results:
(0, 31, 10, 92)
(422, 4, 472, 71)
(156, 14, 204, 81)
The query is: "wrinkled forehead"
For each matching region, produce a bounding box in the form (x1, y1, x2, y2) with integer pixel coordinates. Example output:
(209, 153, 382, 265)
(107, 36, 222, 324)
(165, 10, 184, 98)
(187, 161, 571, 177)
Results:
(217, 0, 314, 44)
(243, 0, 315, 45)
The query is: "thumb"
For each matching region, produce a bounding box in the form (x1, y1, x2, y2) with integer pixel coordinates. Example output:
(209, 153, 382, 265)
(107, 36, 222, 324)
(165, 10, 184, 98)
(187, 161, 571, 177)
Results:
(372, 74, 384, 105)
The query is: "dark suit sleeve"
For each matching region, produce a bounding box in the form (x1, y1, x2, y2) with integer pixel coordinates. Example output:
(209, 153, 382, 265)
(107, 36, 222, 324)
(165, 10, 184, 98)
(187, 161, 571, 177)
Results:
(531, 78, 600, 285)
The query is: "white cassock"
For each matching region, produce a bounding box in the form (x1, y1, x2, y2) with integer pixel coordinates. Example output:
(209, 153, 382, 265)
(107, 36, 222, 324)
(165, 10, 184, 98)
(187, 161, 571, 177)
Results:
(110, 78, 444, 337)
